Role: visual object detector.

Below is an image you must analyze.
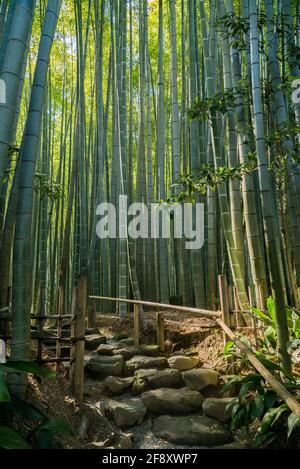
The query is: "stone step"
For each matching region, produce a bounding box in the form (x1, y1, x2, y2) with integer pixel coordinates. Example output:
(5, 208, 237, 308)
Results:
(168, 355, 201, 371)
(202, 397, 235, 423)
(124, 356, 168, 376)
(132, 368, 182, 395)
(114, 344, 162, 360)
(105, 398, 147, 429)
(85, 354, 124, 377)
(104, 376, 134, 395)
(141, 387, 203, 414)
(85, 334, 106, 350)
(153, 415, 233, 447)
(182, 368, 220, 391)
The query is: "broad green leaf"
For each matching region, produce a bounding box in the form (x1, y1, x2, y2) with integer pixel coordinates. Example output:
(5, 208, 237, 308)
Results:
(251, 307, 273, 327)
(34, 430, 54, 449)
(267, 297, 276, 323)
(0, 426, 31, 449)
(241, 373, 262, 384)
(264, 390, 278, 411)
(253, 430, 277, 448)
(256, 355, 282, 372)
(37, 419, 73, 436)
(230, 405, 246, 431)
(0, 361, 55, 378)
(11, 395, 46, 421)
(239, 336, 252, 350)
(223, 341, 235, 353)
(259, 405, 288, 434)
(287, 413, 300, 439)
(223, 376, 244, 392)
(250, 393, 265, 421)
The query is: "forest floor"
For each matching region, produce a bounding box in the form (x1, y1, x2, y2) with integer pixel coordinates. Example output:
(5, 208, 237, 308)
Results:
(97, 310, 226, 369)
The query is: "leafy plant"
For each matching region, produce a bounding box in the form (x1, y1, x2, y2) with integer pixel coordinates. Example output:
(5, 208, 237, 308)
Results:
(251, 297, 300, 354)
(223, 342, 300, 448)
(0, 361, 72, 449)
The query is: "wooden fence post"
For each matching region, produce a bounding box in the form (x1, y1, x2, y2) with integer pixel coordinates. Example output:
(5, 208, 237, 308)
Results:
(157, 312, 165, 352)
(133, 304, 140, 347)
(218, 275, 230, 346)
(73, 275, 86, 402)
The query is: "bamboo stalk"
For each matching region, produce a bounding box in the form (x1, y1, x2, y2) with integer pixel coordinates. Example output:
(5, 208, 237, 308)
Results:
(133, 304, 140, 347)
(157, 312, 165, 352)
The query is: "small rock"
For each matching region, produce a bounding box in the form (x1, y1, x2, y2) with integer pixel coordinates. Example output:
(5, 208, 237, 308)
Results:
(202, 397, 235, 423)
(85, 355, 124, 377)
(105, 398, 147, 429)
(138, 345, 161, 357)
(86, 432, 132, 449)
(113, 434, 133, 449)
(153, 415, 232, 446)
(132, 377, 148, 395)
(182, 368, 219, 391)
(141, 387, 203, 414)
(114, 346, 140, 360)
(133, 368, 182, 393)
(168, 355, 200, 371)
(104, 376, 134, 395)
(97, 344, 115, 356)
(124, 356, 168, 375)
(119, 338, 135, 347)
(85, 334, 106, 350)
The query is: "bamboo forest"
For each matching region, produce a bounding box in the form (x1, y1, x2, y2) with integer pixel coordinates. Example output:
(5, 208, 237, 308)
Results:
(1, 0, 300, 454)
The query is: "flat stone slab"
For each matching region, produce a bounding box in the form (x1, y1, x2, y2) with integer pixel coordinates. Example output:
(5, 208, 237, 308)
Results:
(114, 346, 140, 360)
(97, 344, 115, 356)
(153, 415, 232, 446)
(105, 398, 147, 429)
(85, 355, 124, 377)
(124, 356, 168, 375)
(168, 355, 200, 371)
(133, 368, 182, 394)
(119, 338, 135, 347)
(104, 376, 134, 395)
(115, 345, 161, 360)
(202, 397, 235, 423)
(182, 369, 219, 391)
(138, 345, 161, 357)
(85, 334, 106, 350)
(141, 387, 203, 414)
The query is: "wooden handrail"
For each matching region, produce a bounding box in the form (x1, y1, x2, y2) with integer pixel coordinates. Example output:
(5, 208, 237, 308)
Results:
(89, 295, 222, 319)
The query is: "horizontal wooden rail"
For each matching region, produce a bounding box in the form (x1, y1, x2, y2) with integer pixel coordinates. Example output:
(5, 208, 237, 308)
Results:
(217, 318, 300, 419)
(90, 296, 222, 319)
(31, 314, 74, 320)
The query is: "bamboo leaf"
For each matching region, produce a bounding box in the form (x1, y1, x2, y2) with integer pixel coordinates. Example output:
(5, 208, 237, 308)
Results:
(0, 426, 31, 449)
(287, 413, 300, 439)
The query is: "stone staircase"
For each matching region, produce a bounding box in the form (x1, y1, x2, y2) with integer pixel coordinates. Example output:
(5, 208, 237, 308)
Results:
(83, 333, 242, 449)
